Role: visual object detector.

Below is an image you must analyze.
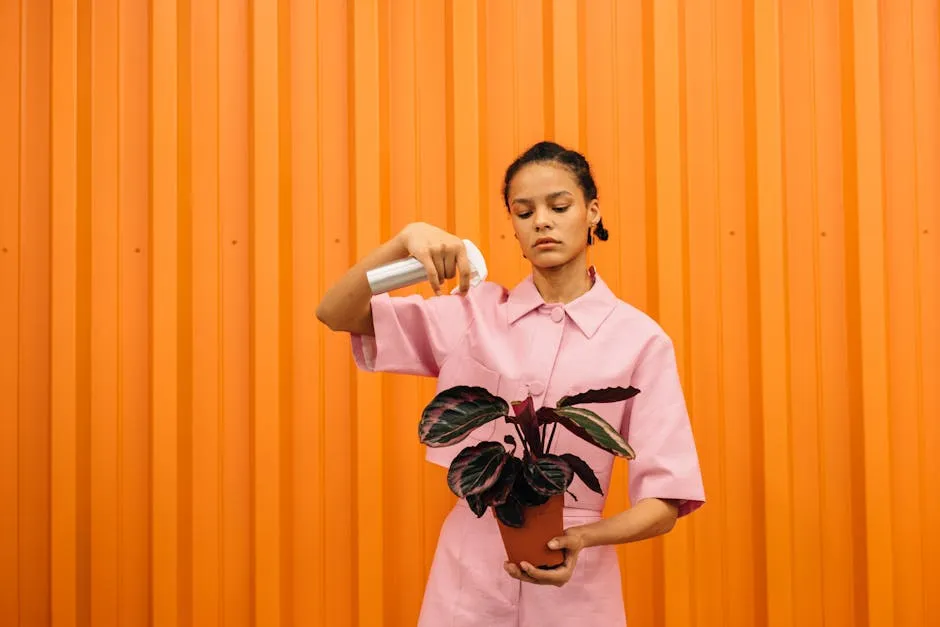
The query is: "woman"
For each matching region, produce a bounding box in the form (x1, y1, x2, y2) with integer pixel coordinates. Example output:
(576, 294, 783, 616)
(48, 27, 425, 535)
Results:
(316, 141, 705, 625)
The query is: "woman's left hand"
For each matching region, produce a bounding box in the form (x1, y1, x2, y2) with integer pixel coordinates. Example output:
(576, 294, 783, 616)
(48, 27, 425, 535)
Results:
(503, 527, 588, 587)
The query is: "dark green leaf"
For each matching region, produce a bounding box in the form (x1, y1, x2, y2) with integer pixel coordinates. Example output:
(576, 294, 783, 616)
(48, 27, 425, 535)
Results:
(523, 455, 573, 497)
(419, 386, 509, 447)
(513, 468, 551, 507)
(482, 456, 522, 506)
(554, 407, 635, 459)
(495, 495, 525, 528)
(560, 453, 603, 495)
(503, 434, 516, 447)
(446, 442, 508, 498)
(557, 386, 640, 407)
(466, 493, 487, 517)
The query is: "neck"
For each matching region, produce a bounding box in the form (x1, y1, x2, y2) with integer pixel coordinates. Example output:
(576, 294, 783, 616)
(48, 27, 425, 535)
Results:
(531, 255, 593, 304)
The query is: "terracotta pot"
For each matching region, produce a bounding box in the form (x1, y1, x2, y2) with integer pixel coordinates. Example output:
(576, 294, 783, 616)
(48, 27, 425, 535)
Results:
(496, 494, 565, 569)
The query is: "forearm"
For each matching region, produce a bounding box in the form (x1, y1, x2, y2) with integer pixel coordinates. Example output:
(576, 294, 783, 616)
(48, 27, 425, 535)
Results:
(575, 498, 679, 549)
(315, 232, 408, 335)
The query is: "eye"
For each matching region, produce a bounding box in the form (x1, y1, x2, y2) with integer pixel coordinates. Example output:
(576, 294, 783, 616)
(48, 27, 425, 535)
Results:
(552, 205, 571, 213)
(516, 211, 533, 219)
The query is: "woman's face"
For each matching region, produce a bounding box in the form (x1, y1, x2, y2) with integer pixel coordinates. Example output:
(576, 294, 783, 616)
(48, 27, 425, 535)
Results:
(506, 162, 599, 269)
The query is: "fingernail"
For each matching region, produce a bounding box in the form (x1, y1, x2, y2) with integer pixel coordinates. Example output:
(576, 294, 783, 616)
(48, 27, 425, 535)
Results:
(548, 541, 558, 549)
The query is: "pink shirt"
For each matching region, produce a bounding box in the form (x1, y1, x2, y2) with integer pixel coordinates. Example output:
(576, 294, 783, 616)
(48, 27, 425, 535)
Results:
(352, 268, 705, 518)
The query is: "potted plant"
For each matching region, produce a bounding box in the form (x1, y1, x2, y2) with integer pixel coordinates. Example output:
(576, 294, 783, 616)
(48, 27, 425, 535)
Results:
(418, 384, 639, 569)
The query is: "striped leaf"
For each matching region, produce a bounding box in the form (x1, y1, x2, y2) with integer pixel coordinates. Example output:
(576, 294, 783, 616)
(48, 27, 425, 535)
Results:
(557, 385, 640, 407)
(419, 386, 509, 447)
(523, 455, 573, 497)
(513, 464, 551, 508)
(495, 495, 525, 528)
(446, 441, 508, 498)
(482, 456, 523, 506)
(553, 406, 636, 459)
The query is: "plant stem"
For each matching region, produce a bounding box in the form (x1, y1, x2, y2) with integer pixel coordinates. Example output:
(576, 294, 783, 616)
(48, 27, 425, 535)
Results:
(512, 423, 529, 457)
(545, 422, 558, 453)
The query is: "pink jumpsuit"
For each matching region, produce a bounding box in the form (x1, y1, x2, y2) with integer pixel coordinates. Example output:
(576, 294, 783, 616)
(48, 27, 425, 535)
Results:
(352, 268, 705, 626)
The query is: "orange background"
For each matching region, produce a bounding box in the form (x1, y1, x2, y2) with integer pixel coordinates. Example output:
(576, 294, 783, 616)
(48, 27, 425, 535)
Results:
(1, 0, 938, 626)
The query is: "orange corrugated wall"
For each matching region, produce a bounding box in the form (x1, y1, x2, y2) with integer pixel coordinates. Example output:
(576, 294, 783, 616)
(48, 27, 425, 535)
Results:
(1, 0, 938, 626)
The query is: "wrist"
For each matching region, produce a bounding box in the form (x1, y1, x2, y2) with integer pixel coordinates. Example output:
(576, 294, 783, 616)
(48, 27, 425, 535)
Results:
(394, 224, 409, 245)
(396, 221, 425, 243)
(391, 227, 411, 254)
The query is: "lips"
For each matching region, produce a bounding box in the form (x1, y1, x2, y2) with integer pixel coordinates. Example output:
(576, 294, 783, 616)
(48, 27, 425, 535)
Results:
(534, 237, 560, 246)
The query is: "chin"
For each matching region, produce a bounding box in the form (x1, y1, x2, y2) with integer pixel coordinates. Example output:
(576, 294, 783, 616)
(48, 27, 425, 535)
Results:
(528, 251, 573, 269)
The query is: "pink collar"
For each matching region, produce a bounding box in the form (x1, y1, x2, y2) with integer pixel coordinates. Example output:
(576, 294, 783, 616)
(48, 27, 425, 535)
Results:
(506, 266, 618, 337)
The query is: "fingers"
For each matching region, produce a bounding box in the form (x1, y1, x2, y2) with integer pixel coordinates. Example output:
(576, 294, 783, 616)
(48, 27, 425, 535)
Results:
(504, 562, 539, 584)
(430, 247, 447, 290)
(442, 254, 456, 282)
(455, 245, 471, 295)
(502, 533, 583, 587)
(425, 241, 467, 297)
(401, 225, 470, 297)
(547, 536, 577, 550)
(547, 528, 587, 552)
(414, 250, 442, 295)
(506, 561, 570, 587)
(520, 562, 557, 584)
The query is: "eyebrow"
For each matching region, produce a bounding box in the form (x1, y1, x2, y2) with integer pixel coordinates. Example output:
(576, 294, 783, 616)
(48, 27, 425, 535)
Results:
(511, 190, 575, 206)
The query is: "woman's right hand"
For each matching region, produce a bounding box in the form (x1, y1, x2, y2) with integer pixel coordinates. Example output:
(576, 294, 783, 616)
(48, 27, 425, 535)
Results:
(397, 222, 472, 296)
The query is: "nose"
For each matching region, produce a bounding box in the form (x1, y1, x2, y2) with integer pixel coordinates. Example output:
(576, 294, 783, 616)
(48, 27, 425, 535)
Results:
(533, 206, 553, 231)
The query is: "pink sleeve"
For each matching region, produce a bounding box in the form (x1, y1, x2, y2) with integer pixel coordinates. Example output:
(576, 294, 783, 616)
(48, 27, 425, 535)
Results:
(350, 292, 473, 377)
(622, 334, 705, 517)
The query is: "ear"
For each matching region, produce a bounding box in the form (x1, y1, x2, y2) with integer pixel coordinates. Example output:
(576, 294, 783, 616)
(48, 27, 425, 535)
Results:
(587, 199, 600, 227)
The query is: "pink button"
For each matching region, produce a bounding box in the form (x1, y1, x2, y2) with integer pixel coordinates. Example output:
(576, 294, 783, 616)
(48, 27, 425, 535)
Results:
(529, 381, 545, 396)
(550, 308, 564, 323)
